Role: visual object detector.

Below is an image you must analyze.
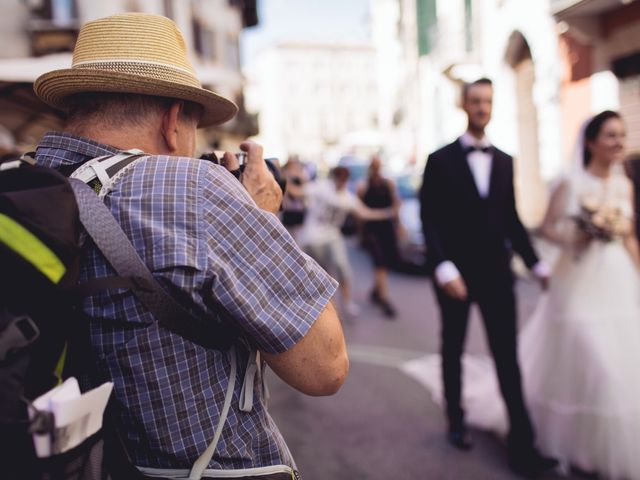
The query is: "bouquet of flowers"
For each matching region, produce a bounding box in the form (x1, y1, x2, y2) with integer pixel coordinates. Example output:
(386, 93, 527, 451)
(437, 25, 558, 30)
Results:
(573, 194, 629, 242)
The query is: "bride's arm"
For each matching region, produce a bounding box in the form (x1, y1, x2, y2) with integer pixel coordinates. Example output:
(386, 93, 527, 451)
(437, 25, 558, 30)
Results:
(540, 180, 577, 247)
(623, 235, 640, 269)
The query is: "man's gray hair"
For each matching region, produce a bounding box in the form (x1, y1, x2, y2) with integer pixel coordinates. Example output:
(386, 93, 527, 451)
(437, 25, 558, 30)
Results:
(65, 92, 202, 129)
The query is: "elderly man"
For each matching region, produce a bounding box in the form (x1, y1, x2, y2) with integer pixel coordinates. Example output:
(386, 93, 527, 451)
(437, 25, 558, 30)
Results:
(32, 12, 347, 478)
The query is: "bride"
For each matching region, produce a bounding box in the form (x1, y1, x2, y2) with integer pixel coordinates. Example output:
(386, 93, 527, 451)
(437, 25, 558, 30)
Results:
(405, 111, 640, 479)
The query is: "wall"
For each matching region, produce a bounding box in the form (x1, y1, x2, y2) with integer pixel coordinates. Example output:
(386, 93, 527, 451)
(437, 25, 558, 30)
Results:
(247, 43, 379, 164)
(0, 0, 31, 58)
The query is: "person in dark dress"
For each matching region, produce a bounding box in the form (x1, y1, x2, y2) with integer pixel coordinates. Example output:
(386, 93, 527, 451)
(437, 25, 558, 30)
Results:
(357, 155, 400, 318)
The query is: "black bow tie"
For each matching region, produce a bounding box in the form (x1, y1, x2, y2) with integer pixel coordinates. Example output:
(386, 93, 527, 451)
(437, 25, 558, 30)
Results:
(465, 145, 492, 154)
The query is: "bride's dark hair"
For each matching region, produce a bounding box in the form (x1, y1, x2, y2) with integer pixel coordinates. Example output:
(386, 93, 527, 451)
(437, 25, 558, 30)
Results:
(583, 110, 621, 167)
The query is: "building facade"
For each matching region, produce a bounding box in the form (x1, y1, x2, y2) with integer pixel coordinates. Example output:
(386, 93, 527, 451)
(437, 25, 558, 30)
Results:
(0, 0, 257, 150)
(552, 0, 640, 156)
(370, 0, 423, 171)
(393, 0, 639, 226)
(245, 42, 379, 165)
(407, 0, 565, 226)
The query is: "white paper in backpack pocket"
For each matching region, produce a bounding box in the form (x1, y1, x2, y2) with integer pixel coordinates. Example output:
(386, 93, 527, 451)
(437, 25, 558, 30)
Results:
(30, 377, 113, 457)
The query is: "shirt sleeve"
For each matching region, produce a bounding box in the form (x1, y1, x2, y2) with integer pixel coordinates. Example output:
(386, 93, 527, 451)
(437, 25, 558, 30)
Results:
(198, 164, 338, 353)
(531, 261, 551, 278)
(434, 261, 461, 286)
(347, 191, 362, 212)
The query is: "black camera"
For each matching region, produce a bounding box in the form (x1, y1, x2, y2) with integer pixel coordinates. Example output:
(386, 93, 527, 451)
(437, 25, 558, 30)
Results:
(200, 152, 286, 195)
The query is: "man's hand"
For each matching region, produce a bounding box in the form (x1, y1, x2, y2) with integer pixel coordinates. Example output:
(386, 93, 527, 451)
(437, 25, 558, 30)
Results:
(442, 276, 468, 301)
(222, 141, 282, 214)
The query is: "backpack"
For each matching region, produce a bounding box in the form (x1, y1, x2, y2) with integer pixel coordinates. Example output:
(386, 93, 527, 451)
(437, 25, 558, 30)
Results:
(0, 153, 242, 479)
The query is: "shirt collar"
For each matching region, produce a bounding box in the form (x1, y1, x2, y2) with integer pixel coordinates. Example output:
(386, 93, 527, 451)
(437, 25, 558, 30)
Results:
(36, 132, 119, 169)
(459, 131, 491, 150)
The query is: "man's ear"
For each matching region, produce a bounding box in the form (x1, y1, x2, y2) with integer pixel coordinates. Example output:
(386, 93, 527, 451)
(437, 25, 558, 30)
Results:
(161, 101, 183, 153)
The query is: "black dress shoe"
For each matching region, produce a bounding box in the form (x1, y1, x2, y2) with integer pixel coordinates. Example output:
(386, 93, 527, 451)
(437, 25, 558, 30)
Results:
(447, 430, 474, 451)
(509, 449, 558, 478)
(370, 288, 382, 304)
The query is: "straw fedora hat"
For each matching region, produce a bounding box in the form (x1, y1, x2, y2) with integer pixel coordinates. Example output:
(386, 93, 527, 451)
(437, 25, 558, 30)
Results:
(34, 12, 238, 127)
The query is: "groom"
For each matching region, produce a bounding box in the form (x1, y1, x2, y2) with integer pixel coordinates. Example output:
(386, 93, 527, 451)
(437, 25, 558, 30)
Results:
(420, 78, 556, 476)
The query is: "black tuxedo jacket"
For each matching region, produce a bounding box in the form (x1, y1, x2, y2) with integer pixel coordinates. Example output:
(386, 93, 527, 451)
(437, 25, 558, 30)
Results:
(419, 139, 539, 284)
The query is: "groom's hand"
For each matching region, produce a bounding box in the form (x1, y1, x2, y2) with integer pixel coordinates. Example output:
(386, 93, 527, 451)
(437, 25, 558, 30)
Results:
(443, 276, 468, 301)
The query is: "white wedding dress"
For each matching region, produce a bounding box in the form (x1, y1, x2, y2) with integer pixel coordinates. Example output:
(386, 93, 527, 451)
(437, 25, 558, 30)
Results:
(404, 170, 640, 479)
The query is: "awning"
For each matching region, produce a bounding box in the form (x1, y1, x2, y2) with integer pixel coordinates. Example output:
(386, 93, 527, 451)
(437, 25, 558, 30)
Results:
(551, 0, 627, 18)
(0, 54, 72, 148)
(0, 53, 72, 82)
(0, 81, 64, 149)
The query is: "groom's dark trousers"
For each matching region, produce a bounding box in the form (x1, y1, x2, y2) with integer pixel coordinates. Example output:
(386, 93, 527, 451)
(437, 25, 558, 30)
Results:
(420, 139, 540, 452)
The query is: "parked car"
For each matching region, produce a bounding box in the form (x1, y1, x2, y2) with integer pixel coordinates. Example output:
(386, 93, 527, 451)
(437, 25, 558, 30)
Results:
(393, 171, 427, 275)
(337, 155, 369, 191)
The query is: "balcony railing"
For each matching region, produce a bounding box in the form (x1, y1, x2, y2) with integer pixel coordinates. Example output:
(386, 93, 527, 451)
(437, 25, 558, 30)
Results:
(551, 0, 587, 15)
(551, 0, 625, 17)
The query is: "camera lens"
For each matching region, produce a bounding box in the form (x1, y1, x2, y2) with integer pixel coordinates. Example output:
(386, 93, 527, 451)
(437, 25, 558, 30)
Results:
(235, 152, 247, 165)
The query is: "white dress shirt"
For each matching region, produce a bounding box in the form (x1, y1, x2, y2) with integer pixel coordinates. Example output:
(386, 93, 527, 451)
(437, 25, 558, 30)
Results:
(434, 132, 550, 286)
(459, 131, 493, 198)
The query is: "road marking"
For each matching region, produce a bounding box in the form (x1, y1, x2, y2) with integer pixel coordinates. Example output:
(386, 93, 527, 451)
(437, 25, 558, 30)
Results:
(347, 344, 427, 368)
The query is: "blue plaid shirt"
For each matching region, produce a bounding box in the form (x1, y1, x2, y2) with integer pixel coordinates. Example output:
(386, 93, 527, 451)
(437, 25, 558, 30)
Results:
(35, 133, 338, 470)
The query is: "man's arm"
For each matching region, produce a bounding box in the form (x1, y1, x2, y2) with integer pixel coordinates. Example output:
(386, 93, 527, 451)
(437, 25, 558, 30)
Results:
(346, 182, 394, 221)
(352, 197, 394, 221)
(261, 301, 348, 396)
(420, 154, 468, 299)
(199, 164, 347, 397)
(420, 154, 448, 268)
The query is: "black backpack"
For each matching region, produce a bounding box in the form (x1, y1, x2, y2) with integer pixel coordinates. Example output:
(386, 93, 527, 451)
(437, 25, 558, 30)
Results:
(0, 154, 239, 479)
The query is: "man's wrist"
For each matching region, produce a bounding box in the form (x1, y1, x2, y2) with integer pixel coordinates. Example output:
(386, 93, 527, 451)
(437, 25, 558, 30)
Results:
(435, 261, 461, 286)
(532, 261, 551, 278)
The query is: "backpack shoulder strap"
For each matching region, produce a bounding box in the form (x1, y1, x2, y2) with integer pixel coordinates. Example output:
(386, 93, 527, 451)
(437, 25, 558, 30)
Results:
(0, 152, 36, 171)
(69, 178, 228, 350)
(71, 150, 146, 195)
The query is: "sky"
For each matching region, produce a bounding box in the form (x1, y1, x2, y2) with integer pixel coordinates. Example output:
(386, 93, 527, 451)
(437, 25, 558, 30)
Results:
(240, 0, 371, 67)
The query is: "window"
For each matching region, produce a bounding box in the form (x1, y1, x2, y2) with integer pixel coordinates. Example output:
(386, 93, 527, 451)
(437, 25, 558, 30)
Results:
(416, 0, 437, 56)
(192, 18, 216, 61)
(51, 0, 75, 24)
(27, 0, 79, 55)
(164, 0, 174, 19)
(29, 0, 77, 25)
(225, 35, 239, 68)
(464, 0, 473, 52)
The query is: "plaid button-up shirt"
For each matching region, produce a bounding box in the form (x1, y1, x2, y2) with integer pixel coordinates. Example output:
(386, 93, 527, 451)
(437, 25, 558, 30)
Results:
(35, 132, 338, 470)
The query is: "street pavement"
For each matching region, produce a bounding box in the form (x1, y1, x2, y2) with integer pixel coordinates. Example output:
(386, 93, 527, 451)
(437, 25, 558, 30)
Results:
(266, 240, 580, 480)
